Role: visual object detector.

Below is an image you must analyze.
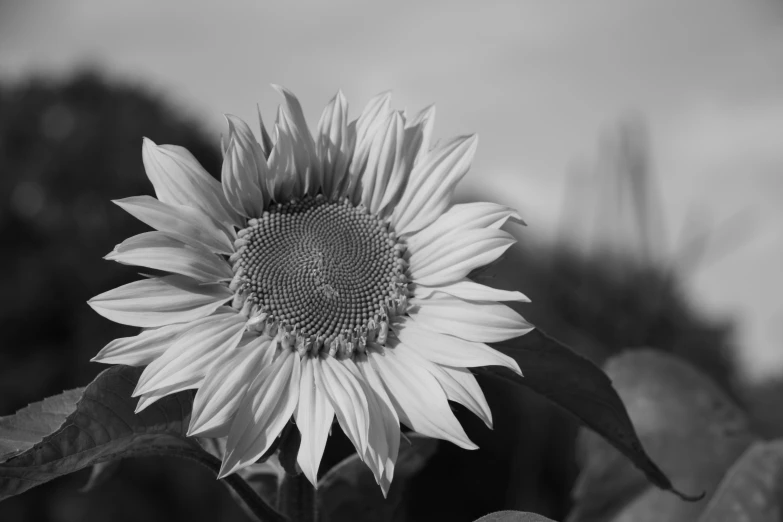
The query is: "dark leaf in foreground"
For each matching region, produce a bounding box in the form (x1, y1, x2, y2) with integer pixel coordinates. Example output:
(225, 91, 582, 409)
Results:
(475, 511, 557, 522)
(475, 329, 702, 504)
(317, 433, 438, 522)
(696, 440, 783, 522)
(79, 460, 121, 492)
(0, 366, 195, 500)
(0, 365, 284, 522)
(0, 388, 85, 462)
(568, 349, 755, 522)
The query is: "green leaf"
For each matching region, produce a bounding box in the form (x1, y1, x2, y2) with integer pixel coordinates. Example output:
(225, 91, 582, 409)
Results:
(0, 365, 284, 522)
(79, 460, 121, 492)
(317, 433, 439, 522)
(567, 349, 755, 522)
(697, 439, 783, 522)
(0, 388, 85, 462)
(475, 330, 702, 503)
(474, 511, 557, 522)
(0, 365, 196, 500)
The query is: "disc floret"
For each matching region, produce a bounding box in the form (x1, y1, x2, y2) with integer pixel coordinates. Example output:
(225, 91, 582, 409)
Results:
(229, 194, 409, 357)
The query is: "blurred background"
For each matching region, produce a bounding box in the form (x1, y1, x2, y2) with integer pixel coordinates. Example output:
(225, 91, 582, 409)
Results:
(0, 0, 781, 521)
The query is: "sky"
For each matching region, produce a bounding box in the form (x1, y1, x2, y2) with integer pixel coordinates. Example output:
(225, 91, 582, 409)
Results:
(1, 0, 781, 381)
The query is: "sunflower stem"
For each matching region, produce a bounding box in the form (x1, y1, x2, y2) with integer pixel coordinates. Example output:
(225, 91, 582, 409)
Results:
(277, 472, 317, 522)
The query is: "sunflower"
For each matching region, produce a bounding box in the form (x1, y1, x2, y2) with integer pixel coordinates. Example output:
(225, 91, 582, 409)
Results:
(89, 86, 532, 495)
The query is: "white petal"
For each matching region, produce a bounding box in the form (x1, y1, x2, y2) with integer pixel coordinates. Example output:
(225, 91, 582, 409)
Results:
(314, 355, 370, 456)
(141, 138, 241, 229)
(225, 114, 271, 207)
(106, 232, 233, 283)
(222, 133, 266, 218)
(272, 85, 319, 195)
(133, 311, 246, 396)
(368, 342, 477, 450)
(409, 294, 533, 343)
(356, 355, 400, 495)
(295, 356, 335, 487)
(219, 349, 301, 477)
(88, 275, 233, 328)
(345, 92, 392, 203)
(406, 202, 524, 253)
(316, 91, 352, 200)
(392, 135, 478, 235)
(407, 105, 436, 165)
(414, 279, 529, 302)
(114, 196, 234, 255)
(361, 112, 405, 215)
(91, 322, 190, 366)
(347, 357, 400, 496)
(392, 317, 521, 374)
(256, 105, 274, 158)
(188, 336, 275, 438)
(408, 229, 516, 287)
(340, 121, 361, 202)
(391, 340, 492, 428)
(267, 124, 299, 201)
(437, 366, 492, 429)
(354, 92, 393, 154)
(377, 106, 435, 215)
(135, 376, 202, 413)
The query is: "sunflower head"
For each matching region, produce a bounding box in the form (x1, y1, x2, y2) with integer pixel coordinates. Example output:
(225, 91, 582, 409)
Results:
(89, 86, 532, 495)
(231, 193, 407, 357)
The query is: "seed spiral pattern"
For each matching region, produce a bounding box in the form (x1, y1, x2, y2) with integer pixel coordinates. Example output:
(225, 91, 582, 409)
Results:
(231, 195, 408, 353)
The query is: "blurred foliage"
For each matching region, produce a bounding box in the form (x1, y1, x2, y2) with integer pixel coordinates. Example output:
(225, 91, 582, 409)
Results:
(569, 350, 755, 522)
(495, 242, 736, 390)
(696, 439, 783, 522)
(568, 350, 783, 522)
(478, 116, 737, 389)
(0, 71, 247, 522)
(0, 70, 777, 522)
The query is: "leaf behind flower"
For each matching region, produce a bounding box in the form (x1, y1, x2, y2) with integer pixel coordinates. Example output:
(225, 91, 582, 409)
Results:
(0, 365, 284, 521)
(568, 349, 755, 522)
(476, 330, 705, 506)
(0, 388, 85, 463)
(474, 511, 557, 522)
(0, 366, 197, 500)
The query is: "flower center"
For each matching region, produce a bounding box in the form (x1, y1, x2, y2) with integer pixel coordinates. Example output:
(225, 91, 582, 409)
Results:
(230, 195, 408, 356)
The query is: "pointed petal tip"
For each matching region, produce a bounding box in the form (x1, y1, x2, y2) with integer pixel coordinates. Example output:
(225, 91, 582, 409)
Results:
(463, 440, 479, 450)
(132, 376, 161, 397)
(186, 413, 221, 438)
(301, 468, 319, 489)
(217, 456, 245, 480)
(223, 113, 246, 129)
(133, 399, 149, 414)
